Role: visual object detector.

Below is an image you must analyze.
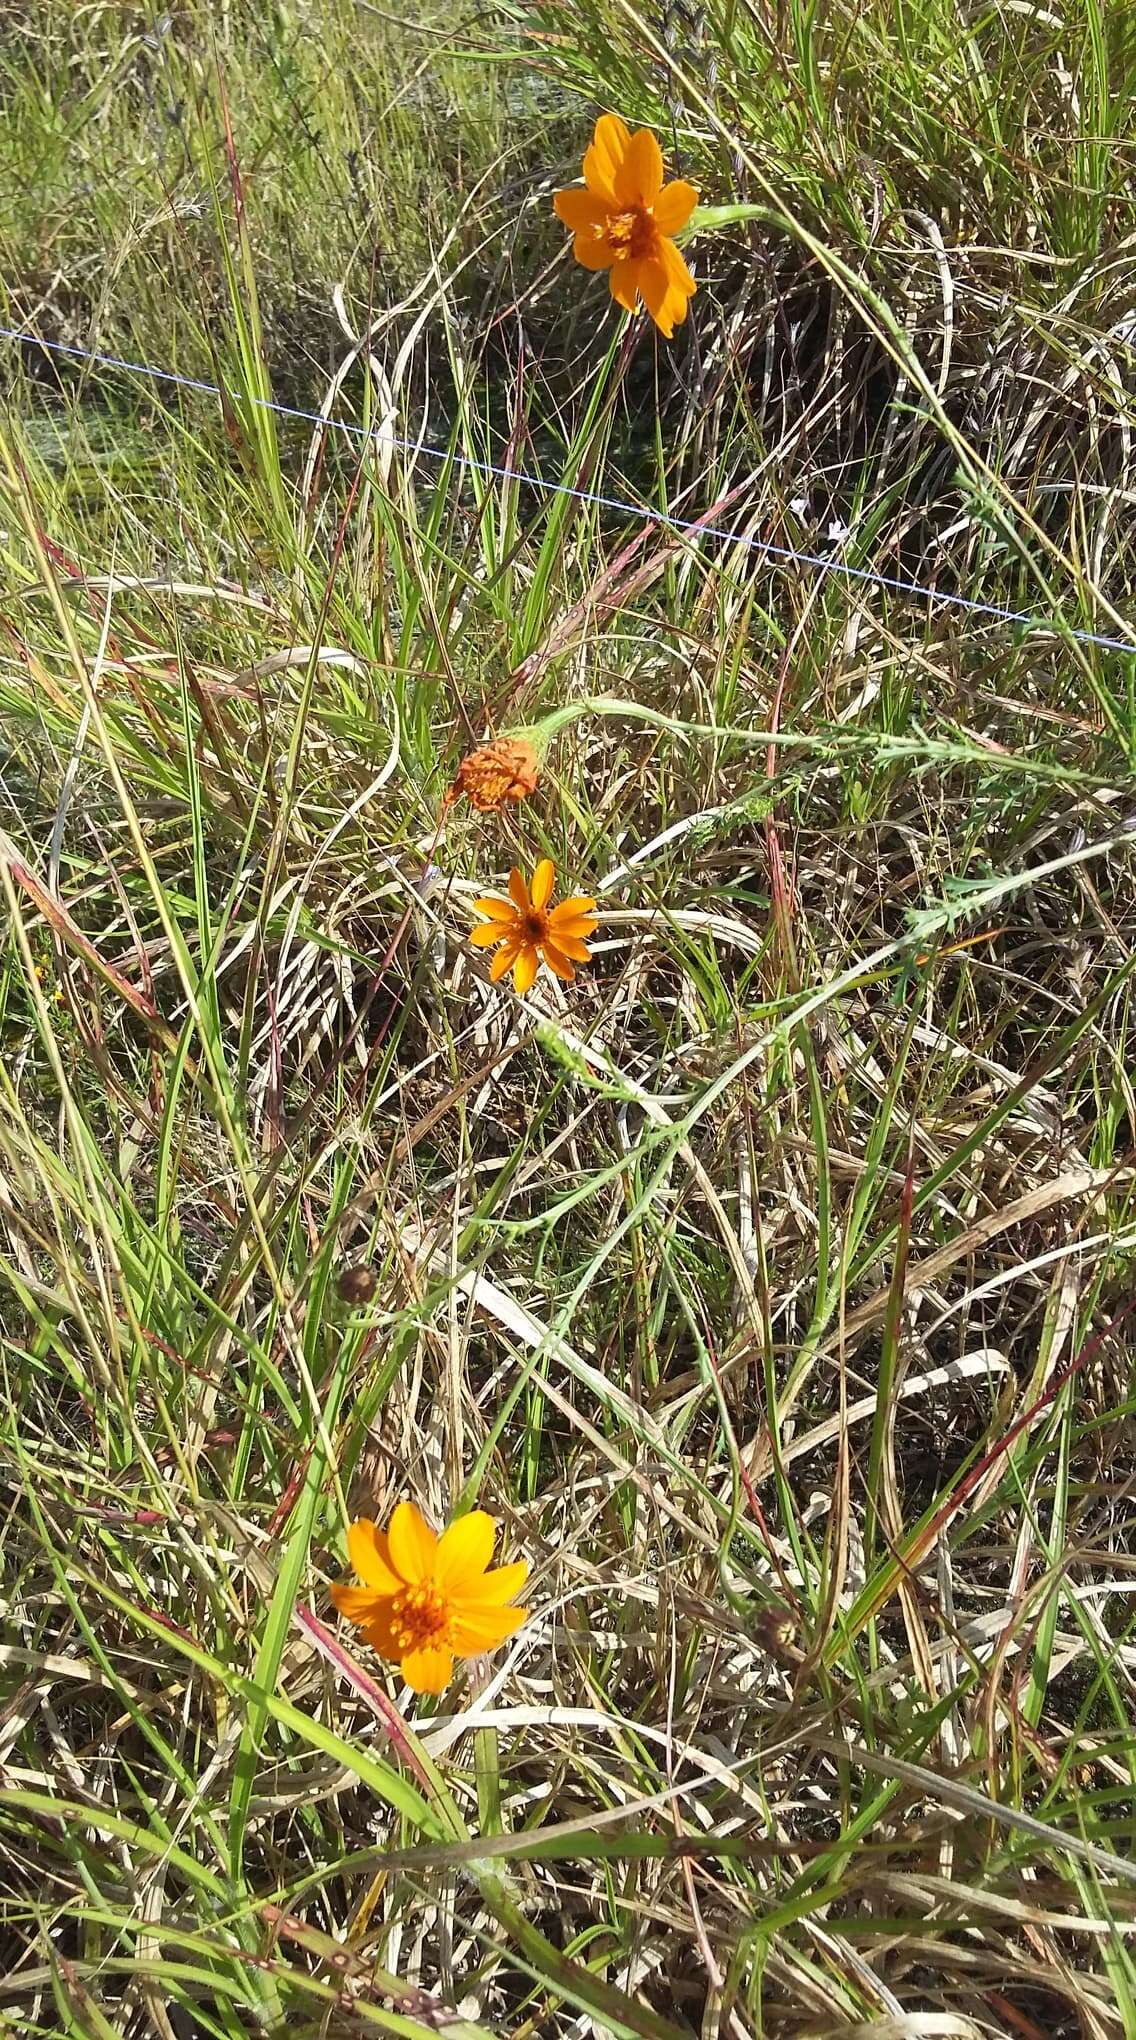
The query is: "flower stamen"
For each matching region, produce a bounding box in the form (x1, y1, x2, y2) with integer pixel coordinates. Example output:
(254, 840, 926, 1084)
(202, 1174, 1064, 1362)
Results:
(389, 1582, 450, 1653)
(605, 207, 656, 260)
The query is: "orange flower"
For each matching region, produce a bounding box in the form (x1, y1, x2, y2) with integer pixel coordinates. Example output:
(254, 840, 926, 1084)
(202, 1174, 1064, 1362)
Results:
(444, 735, 540, 813)
(471, 859, 599, 996)
(331, 1501, 529, 1695)
(553, 114, 697, 338)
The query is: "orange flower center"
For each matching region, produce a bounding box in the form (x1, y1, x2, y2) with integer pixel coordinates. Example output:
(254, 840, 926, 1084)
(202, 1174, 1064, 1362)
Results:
(605, 205, 659, 261)
(389, 1582, 450, 1653)
(523, 909, 549, 944)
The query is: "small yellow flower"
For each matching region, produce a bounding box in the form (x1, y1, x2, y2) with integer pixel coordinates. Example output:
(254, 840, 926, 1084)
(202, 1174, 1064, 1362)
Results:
(471, 859, 599, 996)
(32, 963, 65, 1006)
(331, 1501, 529, 1695)
(553, 113, 697, 338)
(444, 735, 541, 813)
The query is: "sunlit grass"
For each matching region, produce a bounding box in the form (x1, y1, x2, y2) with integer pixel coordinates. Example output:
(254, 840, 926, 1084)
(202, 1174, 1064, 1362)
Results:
(2, 0, 1136, 2033)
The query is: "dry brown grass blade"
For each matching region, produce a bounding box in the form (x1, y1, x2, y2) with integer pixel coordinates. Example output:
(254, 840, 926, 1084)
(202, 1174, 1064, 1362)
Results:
(833, 1165, 1132, 1349)
(1, 833, 165, 1029)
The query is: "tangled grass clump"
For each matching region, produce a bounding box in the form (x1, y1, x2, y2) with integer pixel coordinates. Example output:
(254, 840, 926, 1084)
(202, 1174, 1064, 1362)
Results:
(2, 1, 1136, 2033)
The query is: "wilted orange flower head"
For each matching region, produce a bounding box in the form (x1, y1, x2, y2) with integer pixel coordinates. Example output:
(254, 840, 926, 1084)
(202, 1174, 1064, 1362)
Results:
(331, 1500, 528, 1695)
(472, 859, 598, 996)
(445, 734, 540, 813)
(553, 114, 697, 338)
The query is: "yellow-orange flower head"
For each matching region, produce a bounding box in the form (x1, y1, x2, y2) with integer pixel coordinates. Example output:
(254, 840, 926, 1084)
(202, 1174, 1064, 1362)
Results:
(553, 114, 697, 339)
(471, 859, 599, 996)
(444, 735, 540, 813)
(331, 1501, 528, 1695)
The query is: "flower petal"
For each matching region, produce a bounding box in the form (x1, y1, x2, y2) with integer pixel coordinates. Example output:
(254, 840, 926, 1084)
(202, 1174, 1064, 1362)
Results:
(614, 128, 664, 207)
(451, 1603, 528, 1656)
(554, 188, 612, 233)
(608, 256, 642, 314)
(508, 866, 530, 913)
(513, 945, 540, 996)
(548, 931, 592, 963)
(347, 1520, 402, 1594)
(471, 921, 508, 948)
(583, 113, 630, 201)
(661, 235, 696, 297)
(653, 178, 698, 234)
(489, 940, 520, 982)
(553, 895, 597, 919)
(530, 858, 556, 911)
(542, 945, 576, 981)
(361, 1605, 400, 1657)
(666, 285, 693, 333)
(454, 1559, 529, 1608)
(330, 1583, 384, 1625)
(571, 229, 617, 272)
(386, 1500, 437, 1584)
(473, 895, 516, 922)
(639, 255, 679, 338)
(400, 1642, 454, 1694)
(640, 242, 694, 338)
(549, 904, 597, 932)
(436, 1510, 496, 1591)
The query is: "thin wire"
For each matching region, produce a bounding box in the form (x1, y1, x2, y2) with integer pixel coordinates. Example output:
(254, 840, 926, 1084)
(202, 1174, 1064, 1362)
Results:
(4, 321, 1135, 657)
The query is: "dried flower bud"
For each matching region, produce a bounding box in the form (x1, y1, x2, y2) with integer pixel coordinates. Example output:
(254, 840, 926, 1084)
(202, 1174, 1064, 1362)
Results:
(337, 1265, 376, 1305)
(444, 735, 540, 814)
(754, 1605, 798, 1660)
